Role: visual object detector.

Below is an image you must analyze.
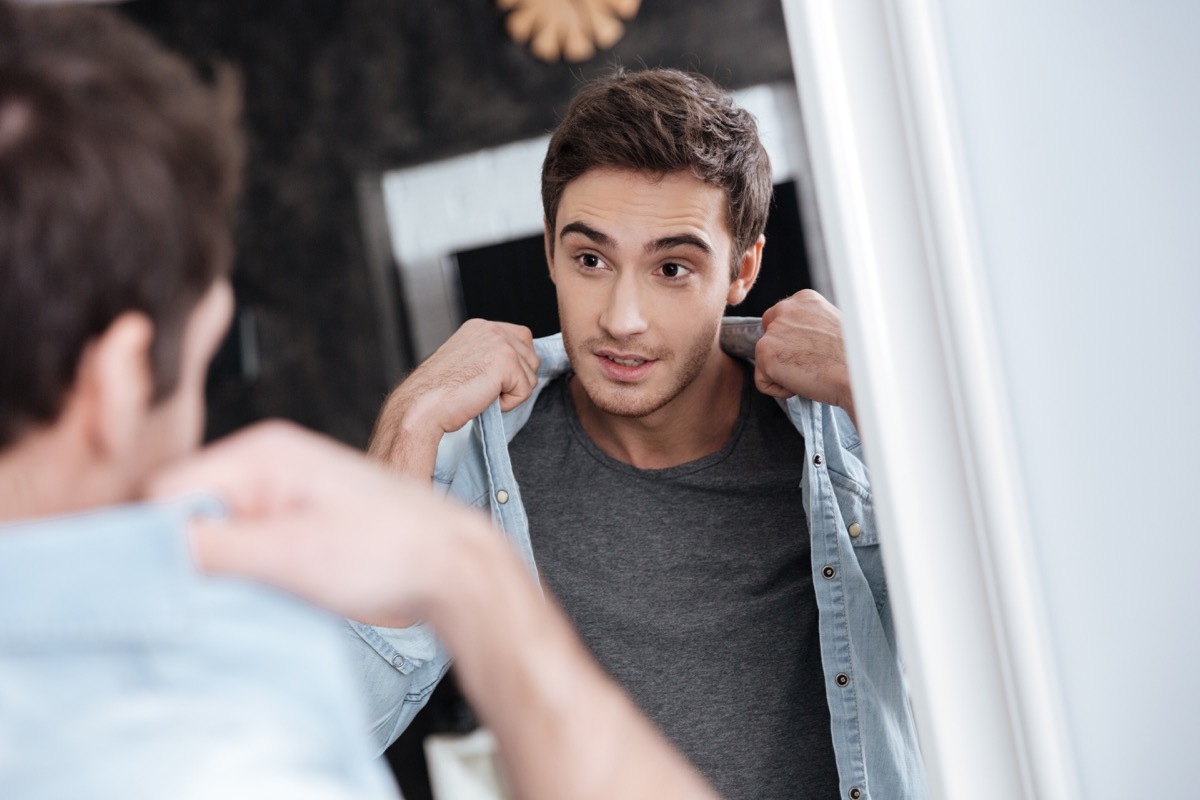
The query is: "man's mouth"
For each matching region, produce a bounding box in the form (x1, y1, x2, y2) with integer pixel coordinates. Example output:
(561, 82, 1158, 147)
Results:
(594, 349, 658, 381)
(596, 349, 654, 366)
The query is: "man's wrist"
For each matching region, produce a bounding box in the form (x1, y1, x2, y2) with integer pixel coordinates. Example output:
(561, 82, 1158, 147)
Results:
(369, 385, 448, 478)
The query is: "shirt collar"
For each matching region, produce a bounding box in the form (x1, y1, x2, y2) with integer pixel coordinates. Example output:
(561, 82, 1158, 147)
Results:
(0, 495, 226, 644)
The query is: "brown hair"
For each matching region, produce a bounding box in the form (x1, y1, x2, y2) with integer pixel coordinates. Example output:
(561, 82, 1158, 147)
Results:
(0, 2, 244, 448)
(541, 68, 771, 276)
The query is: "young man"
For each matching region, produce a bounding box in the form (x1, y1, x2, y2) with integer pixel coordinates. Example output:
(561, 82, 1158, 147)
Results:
(0, 5, 397, 797)
(0, 7, 718, 799)
(366, 69, 928, 799)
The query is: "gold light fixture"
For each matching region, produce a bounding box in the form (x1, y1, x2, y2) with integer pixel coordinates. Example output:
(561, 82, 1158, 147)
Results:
(498, 0, 641, 63)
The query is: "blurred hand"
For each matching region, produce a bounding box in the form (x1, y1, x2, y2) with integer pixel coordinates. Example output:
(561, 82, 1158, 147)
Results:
(755, 290, 857, 426)
(148, 421, 490, 627)
(369, 319, 539, 479)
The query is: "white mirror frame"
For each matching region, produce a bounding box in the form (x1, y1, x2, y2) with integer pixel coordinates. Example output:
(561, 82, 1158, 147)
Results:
(780, 2, 1078, 798)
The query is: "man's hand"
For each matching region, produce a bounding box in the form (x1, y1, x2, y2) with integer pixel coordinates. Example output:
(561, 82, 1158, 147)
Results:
(148, 421, 489, 628)
(369, 320, 540, 480)
(755, 290, 857, 428)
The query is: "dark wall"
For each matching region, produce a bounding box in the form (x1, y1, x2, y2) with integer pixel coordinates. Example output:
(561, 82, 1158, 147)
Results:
(123, 0, 794, 446)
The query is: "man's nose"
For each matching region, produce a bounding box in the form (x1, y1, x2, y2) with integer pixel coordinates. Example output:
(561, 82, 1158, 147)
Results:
(598, 272, 649, 340)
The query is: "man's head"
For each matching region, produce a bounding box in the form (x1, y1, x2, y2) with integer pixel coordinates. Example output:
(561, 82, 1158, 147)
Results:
(542, 68, 772, 278)
(0, 2, 243, 501)
(540, 68, 771, 419)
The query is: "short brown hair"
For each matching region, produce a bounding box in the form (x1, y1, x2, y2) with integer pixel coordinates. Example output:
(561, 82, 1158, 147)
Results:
(541, 68, 771, 276)
(0, 2, 244, 449)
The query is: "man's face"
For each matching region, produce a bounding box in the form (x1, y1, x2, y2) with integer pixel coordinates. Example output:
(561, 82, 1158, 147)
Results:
(547, 167, 759, 420)
(129, 278, 234, 480)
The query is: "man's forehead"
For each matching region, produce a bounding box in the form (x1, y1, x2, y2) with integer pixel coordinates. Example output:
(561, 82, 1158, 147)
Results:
(556, 167, 732, 245)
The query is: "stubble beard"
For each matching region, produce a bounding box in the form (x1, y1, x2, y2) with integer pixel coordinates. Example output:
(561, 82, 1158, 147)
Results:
(561, 314, 721, 419)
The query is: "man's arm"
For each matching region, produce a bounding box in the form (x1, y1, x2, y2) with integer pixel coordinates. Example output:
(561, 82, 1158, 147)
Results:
(754, 289, 858, 429)
(368, 320, 540, 481)
(151, 423, 718, 800)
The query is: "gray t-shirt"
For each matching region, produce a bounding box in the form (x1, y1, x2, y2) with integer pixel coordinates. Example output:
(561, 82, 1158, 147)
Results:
(509, 366, 840, 799)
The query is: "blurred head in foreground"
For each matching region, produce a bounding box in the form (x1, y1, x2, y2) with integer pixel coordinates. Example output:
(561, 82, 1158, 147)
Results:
(0, 0, 244, 517)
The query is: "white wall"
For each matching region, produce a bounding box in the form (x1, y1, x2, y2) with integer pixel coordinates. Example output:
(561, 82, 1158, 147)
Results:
(937, 2, 1200, 797)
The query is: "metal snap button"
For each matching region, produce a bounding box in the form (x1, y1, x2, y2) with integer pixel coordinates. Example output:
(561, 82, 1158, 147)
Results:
(813, 453, 823, 466)
(848, 522, 862, 538)
(849, 788, 863, 800)
(391, 654, 407, 669)
(822, 565, 836, 580)
(495, 489, 509, 504)
(835, 672, 850, 687)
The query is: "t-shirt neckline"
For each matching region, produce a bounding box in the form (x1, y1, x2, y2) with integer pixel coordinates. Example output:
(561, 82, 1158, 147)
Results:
(558, 362, 754, 480)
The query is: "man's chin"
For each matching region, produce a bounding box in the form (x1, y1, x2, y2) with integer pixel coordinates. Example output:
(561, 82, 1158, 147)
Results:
(574, 376, 670, 420)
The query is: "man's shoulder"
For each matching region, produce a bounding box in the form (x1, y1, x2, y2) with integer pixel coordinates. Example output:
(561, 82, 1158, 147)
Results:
(0, 501, 337, 649)
(0, 506, 390, 800)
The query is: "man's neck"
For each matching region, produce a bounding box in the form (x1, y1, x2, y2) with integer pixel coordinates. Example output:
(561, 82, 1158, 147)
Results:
(568, 351, 745, 470)
(0, 432, 128, 523)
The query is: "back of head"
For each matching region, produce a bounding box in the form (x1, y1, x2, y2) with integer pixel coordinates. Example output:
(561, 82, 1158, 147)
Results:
(541, 67, 772, 274)
(0, 1, 243, 450)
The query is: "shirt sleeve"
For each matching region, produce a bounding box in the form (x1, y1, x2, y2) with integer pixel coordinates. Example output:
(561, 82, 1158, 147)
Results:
(342, 619, 452, 755)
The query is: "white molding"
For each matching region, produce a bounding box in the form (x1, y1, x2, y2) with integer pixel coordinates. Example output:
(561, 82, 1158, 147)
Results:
(381, 82, 809, 360)
(782, 1, 1078, 798)
(883, 2, 1080, 797)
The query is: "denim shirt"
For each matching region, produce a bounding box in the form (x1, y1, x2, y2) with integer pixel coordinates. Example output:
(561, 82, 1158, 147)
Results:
(351, 318, 928, 800)
(0, 499, 397, 800)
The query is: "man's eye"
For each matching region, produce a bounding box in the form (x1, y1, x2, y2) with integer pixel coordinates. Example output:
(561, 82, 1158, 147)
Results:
(661, 263, 688, 279)
(581, 254, 600, 268)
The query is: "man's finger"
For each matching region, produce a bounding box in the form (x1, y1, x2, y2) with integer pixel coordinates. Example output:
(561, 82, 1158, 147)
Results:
(149, 421, 348, 510)
(754, 370, 792, 398)
(147, 427, 267, 505)
(509, 322, 535, 349)
(188, 516, 290, 577)
(499, 359, 538, 412)
(518, 351, 539, 392)
(761, 301, 780, 329)
(188, 515, 365, 618)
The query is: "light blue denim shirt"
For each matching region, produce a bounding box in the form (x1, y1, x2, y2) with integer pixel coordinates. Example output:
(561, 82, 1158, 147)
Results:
(0, 498, 398, 800)
(352, 318, 928, 800)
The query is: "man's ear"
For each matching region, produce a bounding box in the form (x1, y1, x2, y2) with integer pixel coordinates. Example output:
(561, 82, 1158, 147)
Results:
(726, 234, 766, 306)
(72, 312, 156, 462)
(544, 219, 557, 285)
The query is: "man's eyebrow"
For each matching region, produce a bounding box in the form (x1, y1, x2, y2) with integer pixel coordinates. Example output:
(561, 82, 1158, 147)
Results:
(646, 234, 713, 257)
(559, 221, 613, 247)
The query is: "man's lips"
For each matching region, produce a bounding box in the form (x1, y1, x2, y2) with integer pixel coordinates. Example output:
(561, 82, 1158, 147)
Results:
(594, 350, 657, 381)
(596, 349, 653, 367)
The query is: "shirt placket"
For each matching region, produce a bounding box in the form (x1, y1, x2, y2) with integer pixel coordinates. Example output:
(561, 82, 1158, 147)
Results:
(795, 397, 870, 800)
(478, 399, 542, 584)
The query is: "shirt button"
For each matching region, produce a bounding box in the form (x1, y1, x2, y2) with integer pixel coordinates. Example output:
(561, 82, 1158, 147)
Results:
(391, 654, 407, 669)
(821, 565, 836, 580)
(848, 522, 862, 538)
(849, 788, 863, 800)
(835, 672, 850, 687)
(495, 489, 509, 504)
(813, 453, 824, 467)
